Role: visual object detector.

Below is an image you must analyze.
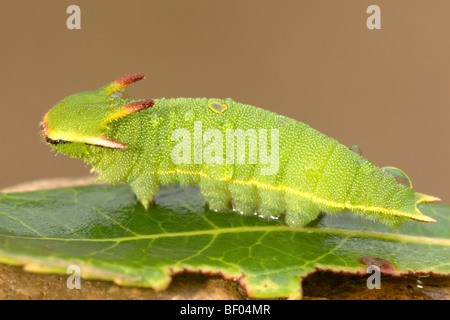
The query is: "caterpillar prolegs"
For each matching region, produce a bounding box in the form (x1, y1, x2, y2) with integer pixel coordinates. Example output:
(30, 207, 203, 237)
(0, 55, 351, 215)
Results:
(41, 73, 439, 228)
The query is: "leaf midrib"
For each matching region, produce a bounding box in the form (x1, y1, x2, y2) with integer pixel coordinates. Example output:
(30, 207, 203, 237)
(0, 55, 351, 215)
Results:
(0, 226, 448, 246)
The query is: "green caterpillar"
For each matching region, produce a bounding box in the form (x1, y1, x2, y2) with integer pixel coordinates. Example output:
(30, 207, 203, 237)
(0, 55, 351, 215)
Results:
(41, 73, 439, 228)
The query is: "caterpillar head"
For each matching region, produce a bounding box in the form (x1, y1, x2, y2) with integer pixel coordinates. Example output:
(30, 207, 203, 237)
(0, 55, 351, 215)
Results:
(41, 73, 153, 155)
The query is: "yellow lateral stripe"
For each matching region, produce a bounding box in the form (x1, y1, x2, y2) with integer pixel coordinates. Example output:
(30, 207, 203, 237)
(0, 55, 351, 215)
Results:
(150, 169, 433, 221)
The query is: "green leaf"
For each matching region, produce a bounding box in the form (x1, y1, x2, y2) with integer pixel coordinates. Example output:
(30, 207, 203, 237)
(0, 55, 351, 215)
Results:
(0, 185, 448, 299)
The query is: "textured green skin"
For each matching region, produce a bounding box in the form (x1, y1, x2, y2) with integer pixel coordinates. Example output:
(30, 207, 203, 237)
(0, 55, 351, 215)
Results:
(49, 107, 413, 227)
(43, 77, 434, 228)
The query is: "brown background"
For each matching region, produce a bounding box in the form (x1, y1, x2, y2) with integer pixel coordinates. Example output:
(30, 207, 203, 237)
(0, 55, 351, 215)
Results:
(0, 0, 448, 202)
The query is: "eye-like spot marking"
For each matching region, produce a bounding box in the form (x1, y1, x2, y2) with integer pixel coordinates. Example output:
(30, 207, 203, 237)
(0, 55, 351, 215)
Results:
(207, 101, 228, 114)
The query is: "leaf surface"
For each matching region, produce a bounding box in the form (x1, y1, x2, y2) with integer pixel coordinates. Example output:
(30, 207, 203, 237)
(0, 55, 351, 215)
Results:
(0, 185, 448, 298)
